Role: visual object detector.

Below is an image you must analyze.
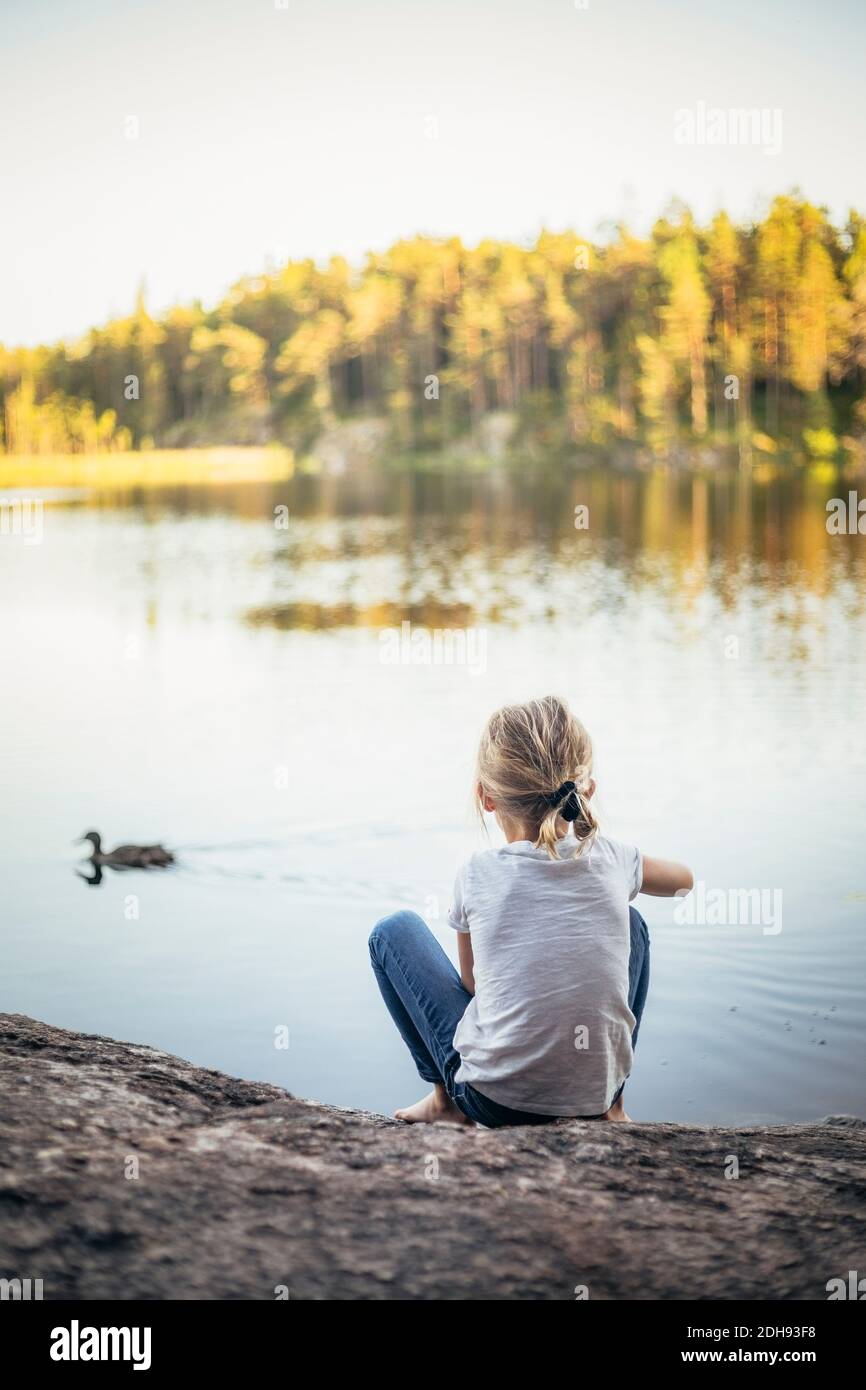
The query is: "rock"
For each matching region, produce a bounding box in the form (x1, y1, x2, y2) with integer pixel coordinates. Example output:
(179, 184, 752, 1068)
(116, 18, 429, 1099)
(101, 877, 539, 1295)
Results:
(477, 410, 519, 460)
(308, 418, 390, 474)
(0, 1013, 863, 1300)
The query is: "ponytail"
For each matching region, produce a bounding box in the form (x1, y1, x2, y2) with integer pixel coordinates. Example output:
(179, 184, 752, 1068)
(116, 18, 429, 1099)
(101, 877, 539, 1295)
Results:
(475, 696, 600, 860)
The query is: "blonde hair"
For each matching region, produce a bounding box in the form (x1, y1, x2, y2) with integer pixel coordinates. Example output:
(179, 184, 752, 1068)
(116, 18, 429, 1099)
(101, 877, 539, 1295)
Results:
(475, 695, 599, 859)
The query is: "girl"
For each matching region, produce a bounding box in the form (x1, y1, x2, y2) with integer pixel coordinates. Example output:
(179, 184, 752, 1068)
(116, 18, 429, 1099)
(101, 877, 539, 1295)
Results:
(369, 695, 692, 1127)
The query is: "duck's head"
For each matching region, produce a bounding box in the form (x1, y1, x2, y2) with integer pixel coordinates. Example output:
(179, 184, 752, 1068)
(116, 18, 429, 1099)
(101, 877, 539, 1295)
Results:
(76, 830, 102, 853)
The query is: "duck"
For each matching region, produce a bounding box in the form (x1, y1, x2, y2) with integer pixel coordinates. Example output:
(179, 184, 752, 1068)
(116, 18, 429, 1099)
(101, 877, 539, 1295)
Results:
(76, 830, 175, 869)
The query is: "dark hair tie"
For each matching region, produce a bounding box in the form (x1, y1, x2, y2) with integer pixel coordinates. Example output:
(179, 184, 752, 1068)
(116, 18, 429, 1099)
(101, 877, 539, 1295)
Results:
(545, 779, 583, 822)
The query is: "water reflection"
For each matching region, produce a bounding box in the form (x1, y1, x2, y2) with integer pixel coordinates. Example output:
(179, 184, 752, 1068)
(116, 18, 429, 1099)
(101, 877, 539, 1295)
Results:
(2, 458, 865, 1123)
(76, 861, 104, 887)
(65, 463, 863, 641)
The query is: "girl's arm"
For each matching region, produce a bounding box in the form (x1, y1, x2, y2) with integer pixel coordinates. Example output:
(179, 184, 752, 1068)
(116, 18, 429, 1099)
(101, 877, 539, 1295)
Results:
(640, 855, 693, 897)
(457, 932, 476, 995)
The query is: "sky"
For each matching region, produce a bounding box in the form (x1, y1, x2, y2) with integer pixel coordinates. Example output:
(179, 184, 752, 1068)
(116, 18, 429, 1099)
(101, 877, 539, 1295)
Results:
(2, 0, 865, 347)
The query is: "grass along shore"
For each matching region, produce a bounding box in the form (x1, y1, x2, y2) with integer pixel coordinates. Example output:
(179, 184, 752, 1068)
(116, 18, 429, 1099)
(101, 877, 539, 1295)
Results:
(0, 446, 295, 490)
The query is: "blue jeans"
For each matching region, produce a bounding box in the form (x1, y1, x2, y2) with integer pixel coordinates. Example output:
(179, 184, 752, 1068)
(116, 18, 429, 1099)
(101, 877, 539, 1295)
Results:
(369, 906, 650, 1128)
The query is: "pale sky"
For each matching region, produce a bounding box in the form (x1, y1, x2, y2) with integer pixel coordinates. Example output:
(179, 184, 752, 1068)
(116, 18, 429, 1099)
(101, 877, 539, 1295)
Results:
(3, 0, 865, 346)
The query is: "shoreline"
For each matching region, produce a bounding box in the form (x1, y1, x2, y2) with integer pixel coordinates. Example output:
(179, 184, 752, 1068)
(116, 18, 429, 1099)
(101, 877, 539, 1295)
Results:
(1, 1013, 863, 1300)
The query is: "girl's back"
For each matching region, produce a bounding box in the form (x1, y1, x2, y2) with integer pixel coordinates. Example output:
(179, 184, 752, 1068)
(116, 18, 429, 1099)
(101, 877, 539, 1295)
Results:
(370, 694, 690, 1127)
(449, 833, 643, 1116)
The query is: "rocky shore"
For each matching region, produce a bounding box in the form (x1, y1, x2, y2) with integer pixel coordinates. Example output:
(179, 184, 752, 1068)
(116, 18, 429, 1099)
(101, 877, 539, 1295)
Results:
(1, 1014, 863, 1300)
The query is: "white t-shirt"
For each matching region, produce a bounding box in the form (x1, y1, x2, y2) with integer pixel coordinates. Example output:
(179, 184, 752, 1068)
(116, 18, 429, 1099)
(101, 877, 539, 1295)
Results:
(448, 833, 643, 1116)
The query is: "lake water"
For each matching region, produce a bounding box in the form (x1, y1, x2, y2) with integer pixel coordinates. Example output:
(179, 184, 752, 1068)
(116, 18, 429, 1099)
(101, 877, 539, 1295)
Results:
(2, 461, 865, 1124)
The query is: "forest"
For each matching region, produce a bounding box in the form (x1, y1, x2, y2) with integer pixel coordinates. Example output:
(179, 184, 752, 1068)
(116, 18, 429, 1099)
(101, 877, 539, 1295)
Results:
(3, 194, 865, 460)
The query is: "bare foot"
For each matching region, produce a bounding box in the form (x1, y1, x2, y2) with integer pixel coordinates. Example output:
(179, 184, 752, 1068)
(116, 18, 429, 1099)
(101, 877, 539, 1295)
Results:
(394, 1085, 472, 1126)
(600, 1094, 631, 1122)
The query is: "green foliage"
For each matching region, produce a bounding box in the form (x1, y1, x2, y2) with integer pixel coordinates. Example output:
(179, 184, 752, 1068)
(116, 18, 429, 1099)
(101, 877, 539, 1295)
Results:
(2, 195, 865, 456)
